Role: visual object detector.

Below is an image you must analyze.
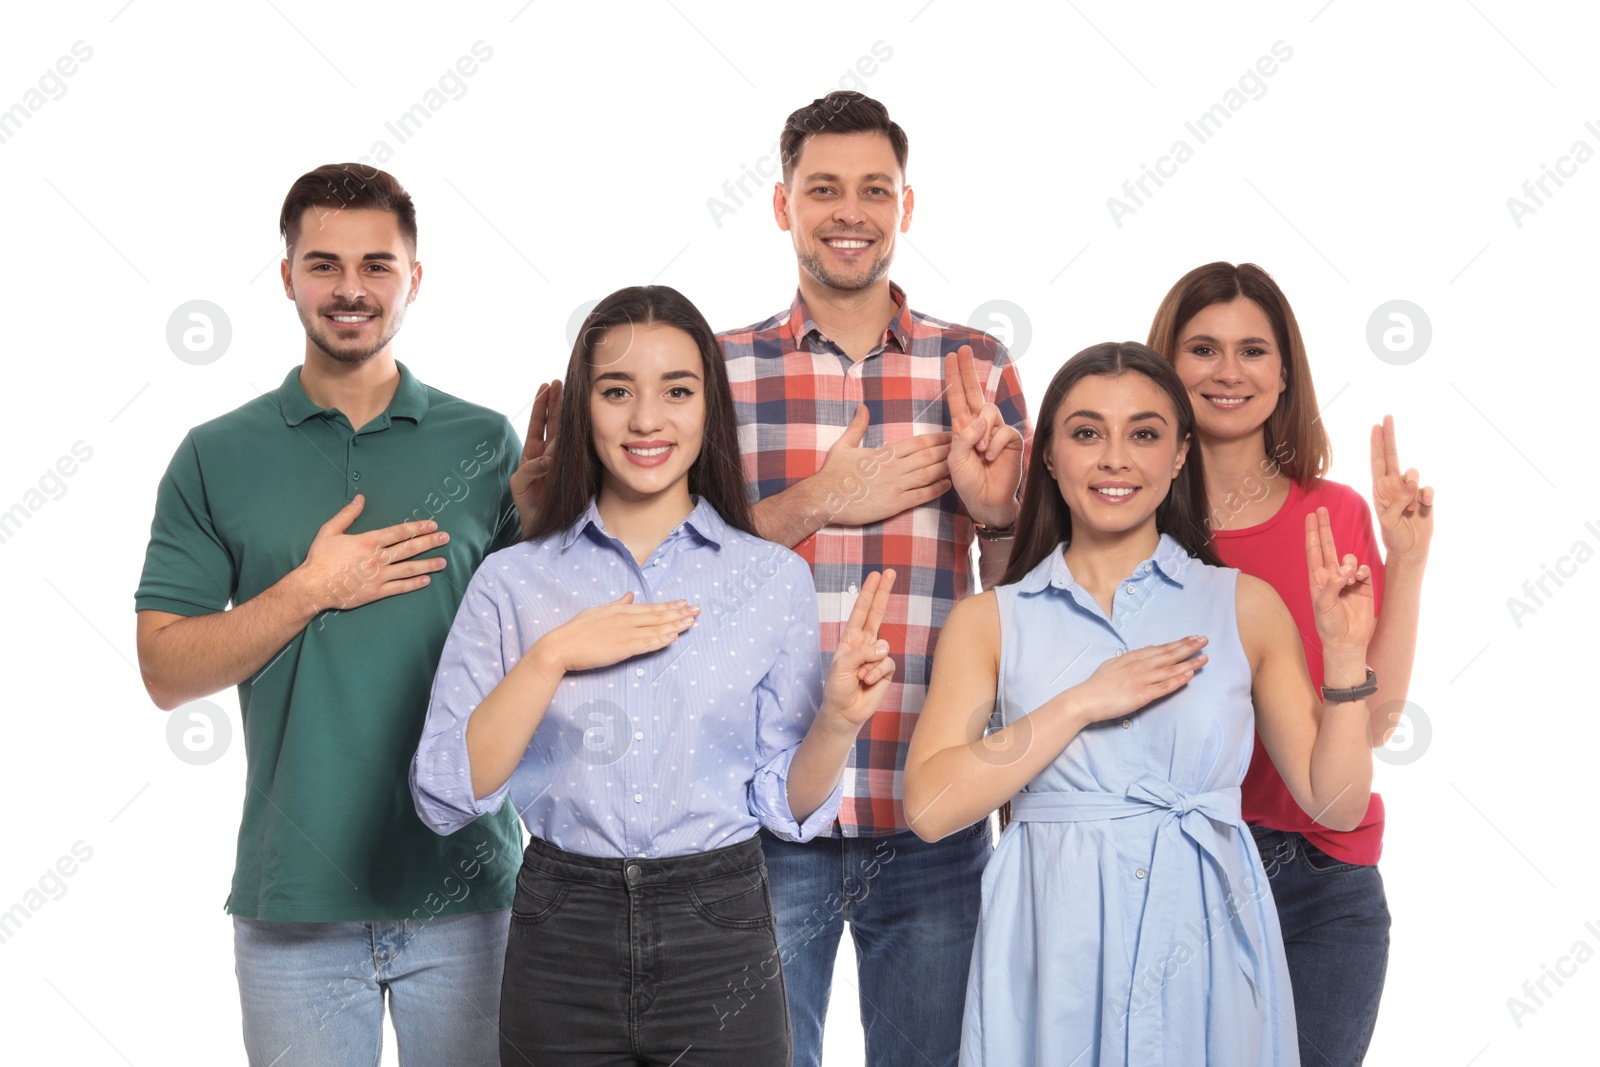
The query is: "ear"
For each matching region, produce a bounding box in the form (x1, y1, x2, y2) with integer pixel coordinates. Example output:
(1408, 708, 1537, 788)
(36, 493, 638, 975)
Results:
(280, 257, 293, 300)
(773, 182, 792, 233)
(407, 259, 423, 304)
(1173, 432, 1191, 477)
(900, 185, 914, 232)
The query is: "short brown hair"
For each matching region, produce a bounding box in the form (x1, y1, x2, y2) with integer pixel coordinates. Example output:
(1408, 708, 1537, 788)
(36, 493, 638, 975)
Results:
(1146, 262, 1330, 484)
(278, 163, 417, 259)
(780, 91, 908, 184)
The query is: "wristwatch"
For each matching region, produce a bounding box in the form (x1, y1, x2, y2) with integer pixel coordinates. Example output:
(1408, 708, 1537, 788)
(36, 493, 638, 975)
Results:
(1321, 667, 1377, 703)
(974, 520, 1016, 542)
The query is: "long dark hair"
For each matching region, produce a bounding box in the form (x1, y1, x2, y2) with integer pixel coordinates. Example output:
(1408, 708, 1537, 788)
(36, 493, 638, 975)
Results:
(1146, 261, 1329, 484)
(525, 285, 756, 542)
(999, 341, 1222, 587)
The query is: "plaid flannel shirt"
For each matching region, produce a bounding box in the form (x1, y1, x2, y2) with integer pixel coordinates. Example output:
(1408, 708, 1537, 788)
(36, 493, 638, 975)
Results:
(718, 282, 1032, 835)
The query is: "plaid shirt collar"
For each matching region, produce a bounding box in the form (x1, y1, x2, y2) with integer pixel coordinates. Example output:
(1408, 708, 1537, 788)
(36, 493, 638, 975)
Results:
(781, 281, 915, 356)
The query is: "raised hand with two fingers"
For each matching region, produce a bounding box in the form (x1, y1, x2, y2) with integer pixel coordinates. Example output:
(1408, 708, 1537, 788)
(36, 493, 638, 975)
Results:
(820, 569, 899, 728)
(944, 346, 1024, 529)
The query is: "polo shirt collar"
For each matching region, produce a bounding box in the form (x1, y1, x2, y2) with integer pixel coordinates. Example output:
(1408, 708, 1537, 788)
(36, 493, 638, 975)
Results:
(1014, 533, 1195, 594)
(784, 281, 913, 354)
(559, 496, 730, 552)
(272, 361, 430, 428)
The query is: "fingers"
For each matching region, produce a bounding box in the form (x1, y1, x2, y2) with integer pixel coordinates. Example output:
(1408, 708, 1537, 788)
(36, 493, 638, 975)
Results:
(1369, 422, 1388, 486)
(904, 479, 954, 508)
(1130, 634, 1208, 665)
(378, 524, 451, 558)
(1317, 507, 1339, 571)
(944, 351, 974, 430)
(1304, 510, 1324, 574)
(839, 404, 871, 449)
(321, 494, 366, 535)
(842, 568, 895, 639)
(955, 345, 985, 411)
(1383, 415, 1401, 474)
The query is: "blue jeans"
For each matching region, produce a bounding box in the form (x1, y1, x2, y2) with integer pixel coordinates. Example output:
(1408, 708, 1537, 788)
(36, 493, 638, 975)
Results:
(499, 835, 790, 1066)
(1252, 827, 1391, 1067)
(233, 909, 509, 1067)
(760, 823, 990, 1067)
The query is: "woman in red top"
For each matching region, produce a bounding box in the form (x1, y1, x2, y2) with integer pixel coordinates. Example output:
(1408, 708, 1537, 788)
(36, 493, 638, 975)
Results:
(1147, 262, 1434, 1066)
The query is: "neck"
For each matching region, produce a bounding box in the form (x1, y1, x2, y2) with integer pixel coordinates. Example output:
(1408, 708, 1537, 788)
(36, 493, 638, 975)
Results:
(1062, 521, 1162, 608)
(1196, 430, 1290, 532)
(597, 484, 696, 565)
(797, 274, 897, 362)
(298, 347, 401, 432)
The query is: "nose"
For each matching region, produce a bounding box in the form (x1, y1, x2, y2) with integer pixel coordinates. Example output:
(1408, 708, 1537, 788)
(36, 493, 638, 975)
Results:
(628, 391, 667, 434)
(832, 190, 866, 227)
(1097, 439, 1132, 472)
(1211, 352, 1244, 385)
(334, 271, 367, 303)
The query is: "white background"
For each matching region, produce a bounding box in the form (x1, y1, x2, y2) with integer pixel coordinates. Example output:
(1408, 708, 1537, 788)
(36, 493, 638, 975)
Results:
(0, 1, 1593, 1064)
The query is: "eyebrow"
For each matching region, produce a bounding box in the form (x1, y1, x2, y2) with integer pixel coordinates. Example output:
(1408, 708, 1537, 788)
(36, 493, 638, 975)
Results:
(593, 369, 704, 384)
(802, 171, 899, 186)
(1064, 409, 1170, 424)
(1182, 332, 1273, 347)
(300, 250, 401, 263)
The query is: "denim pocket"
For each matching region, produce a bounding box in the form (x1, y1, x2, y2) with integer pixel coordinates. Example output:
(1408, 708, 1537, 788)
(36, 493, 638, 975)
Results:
(1299, 839, 1360, 876)
(509, 865, 569, 924)
(688, 869, 773, 931)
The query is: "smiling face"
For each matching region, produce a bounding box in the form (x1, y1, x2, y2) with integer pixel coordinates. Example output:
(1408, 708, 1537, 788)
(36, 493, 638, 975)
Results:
(774, 131, 912, 294)
(1171, 297, 1286, 446)
(281, 207, 420, 366)
(1044, 371, 1189, 538)
(588, 322, 706, 509)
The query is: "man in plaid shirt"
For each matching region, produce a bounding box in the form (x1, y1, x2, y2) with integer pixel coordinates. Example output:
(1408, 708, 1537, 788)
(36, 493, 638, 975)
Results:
(718, 92, 1031, 1067)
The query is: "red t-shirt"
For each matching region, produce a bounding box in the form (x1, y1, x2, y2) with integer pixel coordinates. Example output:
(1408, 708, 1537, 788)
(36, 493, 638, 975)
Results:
(1212, 478, 1386, 865)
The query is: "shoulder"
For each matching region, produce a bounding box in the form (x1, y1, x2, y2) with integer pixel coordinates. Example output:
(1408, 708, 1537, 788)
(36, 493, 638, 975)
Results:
(906, 307, 1014, 368)
(715, 309, 788, 347)
(183, 392, 289, 450)
(943, 589, 1000, 639)
(1301, 478, 1373, 529)
(1234, 572, 1290, 656)
(719, 527, 812, 584)
(418, 382, 515, 432)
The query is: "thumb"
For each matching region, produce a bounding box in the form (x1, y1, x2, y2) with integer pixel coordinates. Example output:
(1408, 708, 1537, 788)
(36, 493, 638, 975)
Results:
(617, 591, 636, 605)
(838, 404, 870, 448)
(323, 493, 364, 534)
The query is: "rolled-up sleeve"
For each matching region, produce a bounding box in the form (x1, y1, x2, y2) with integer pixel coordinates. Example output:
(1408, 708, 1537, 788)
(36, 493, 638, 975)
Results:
(749, 554, 840, 842)
(410, 564, 516, 835)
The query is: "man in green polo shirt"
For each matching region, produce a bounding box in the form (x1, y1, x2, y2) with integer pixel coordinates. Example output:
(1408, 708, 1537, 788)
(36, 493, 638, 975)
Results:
(135, 163, 548, 1067)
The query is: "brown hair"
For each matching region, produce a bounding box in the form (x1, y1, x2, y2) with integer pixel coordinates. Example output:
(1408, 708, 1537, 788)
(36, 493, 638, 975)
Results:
(1146, 261, 1329, 484)
(999, 342, 1222, 588)
(780, 91, 908, 184)
(278, 163, 418, 259)
(525, 286, 756, 542)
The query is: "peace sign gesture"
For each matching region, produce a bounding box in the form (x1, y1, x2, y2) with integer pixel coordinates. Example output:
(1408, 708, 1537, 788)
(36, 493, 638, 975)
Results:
(820, 569, 898, 728)
(1305, 507, 1376, 654)
(1370, 414, 1434, 564)
(944, 347, 1024, 530)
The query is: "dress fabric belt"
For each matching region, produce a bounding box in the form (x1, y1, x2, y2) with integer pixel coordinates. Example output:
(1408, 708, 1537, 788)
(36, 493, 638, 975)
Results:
(1010, 774, 1264, 1066)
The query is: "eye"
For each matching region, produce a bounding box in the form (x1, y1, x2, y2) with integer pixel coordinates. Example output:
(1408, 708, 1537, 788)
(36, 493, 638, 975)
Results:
(666, 386, 696, 400)
(1132, 427, 1160, 441)
(1069, 425, 1099, 441)
(310, 263, 333, 272)
(810, 185, 834, 196)
(866, 186, 891, 196)
(1189, 344, 1214, 357)
(1242, 346, 1268, 358)
(366, 263, 391, 273)
(600, 386, 630, 400)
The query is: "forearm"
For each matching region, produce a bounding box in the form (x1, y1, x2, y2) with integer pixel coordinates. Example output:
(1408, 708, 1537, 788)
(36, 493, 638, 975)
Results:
(976, 535, 1013, 590)
(785, 711, 861, 823)
(1305, 648, 1376, 830)
(1365, 553, 1427, 746)
(464, 642, 564, 800)
(905, 694, 1087, 842)
(137, 572, 318, 711)
(750, 478, 829, 549)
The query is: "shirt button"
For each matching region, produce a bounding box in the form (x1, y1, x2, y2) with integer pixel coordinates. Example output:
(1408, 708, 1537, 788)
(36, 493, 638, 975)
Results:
(352, 471, 361, 481)
(847, 582, 859, 595)
(634, 731, 644, 741)
(1135, 868, 1146, 879)
(1143, 563, 1152, 572)
(635, 668, 645, 677)
(633, 793, 643, 803)
(1121, 719, 1131, 729)
(1125, 584, 1135, 595)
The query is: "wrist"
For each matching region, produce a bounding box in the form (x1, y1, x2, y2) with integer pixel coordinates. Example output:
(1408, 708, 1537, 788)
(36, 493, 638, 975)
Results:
(283, 564, 330, 621)
(971, 502, 1020, 535)
(526, 634, 570, 679)
(812, 704, 867, 742)
(1321, 653, 1370, 689)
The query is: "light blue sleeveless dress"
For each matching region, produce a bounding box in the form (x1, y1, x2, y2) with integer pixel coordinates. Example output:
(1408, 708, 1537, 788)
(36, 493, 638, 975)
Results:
(960, 535, 1299, 1066)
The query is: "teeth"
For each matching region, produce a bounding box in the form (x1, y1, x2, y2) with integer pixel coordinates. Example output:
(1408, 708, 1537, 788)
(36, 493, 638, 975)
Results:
(827, 239, 870, 248)
(1207, 396, 1247, 406)
(627, 446, 670, 457)
(1096, 487, 1135, 497)
(332, 315, 371, 323)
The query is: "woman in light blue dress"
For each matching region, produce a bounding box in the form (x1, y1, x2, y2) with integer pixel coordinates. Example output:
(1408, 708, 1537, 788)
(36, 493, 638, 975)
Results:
(905, 342, 1379, 1066)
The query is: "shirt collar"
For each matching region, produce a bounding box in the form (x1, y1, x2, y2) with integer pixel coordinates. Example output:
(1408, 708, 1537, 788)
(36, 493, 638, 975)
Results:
(1014, 533, 1196, 594)
(559, 496, 730, 553)
(272, 361, 430, 428)
(784, 280, 913, 355)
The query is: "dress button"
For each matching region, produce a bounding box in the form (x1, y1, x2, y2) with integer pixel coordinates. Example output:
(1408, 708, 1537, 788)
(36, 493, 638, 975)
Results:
(1124, 584, 1135, 595)
(625, 863, 642, 880)
(1143, 563, 1152, 572)
(635, 667, 645, 677)
(1135, 868, 1146, 879)
(1121, 719, 1131, 729)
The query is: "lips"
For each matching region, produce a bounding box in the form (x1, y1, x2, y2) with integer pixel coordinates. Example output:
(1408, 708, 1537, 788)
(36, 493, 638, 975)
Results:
(820, 235, 874, 254)
(1200, 394, 1250, 409)
(622, 442, 674, 467)
(1090, 483, 1139, 503)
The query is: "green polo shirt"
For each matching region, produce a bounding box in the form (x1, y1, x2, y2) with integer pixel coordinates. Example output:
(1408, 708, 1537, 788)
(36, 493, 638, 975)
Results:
(136, 363, 523, 921)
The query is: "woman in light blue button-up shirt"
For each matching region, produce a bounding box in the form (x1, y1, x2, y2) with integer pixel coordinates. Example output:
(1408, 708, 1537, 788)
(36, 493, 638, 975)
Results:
(906, 342, 1379, 1066)
(412, 285, 896, 1065)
